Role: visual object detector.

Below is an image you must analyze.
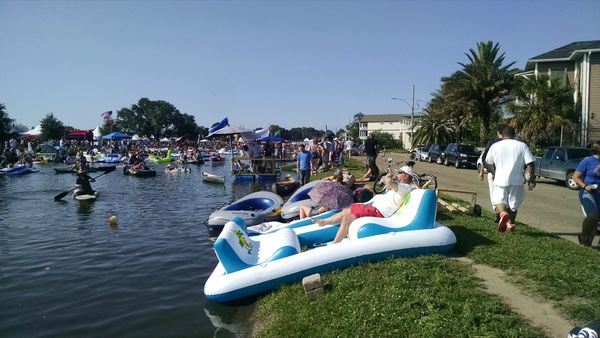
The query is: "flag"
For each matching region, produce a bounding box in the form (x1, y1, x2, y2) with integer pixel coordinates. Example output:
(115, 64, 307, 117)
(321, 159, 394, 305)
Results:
(101, 111, 113, 119)
(254, 128, 269, 140)
(207, 117, 229, 137)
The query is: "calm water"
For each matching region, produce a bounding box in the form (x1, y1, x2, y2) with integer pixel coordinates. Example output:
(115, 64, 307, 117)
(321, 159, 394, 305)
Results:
(0, 160, 277, 337)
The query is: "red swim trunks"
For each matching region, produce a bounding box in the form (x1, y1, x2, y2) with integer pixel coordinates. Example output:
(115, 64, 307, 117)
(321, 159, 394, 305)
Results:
(350, 203, 384, 218)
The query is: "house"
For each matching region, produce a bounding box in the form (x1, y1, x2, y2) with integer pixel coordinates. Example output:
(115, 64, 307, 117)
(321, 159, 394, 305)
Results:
(519, 40, 600, 144)
(358, 114, 416, 149)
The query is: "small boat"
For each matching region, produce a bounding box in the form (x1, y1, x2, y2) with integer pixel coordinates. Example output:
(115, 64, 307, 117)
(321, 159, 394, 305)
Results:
(124, 165, 157, 177)
(272, 175, 301, 196)
(54, 165, 116, 174)
(206, 191, 284, 232)
(73, 191, 99, 201)
(96, 153, 123, 163)
(149, 150, 173, 164)
(280, 180, 320, 221)
(0, 165, 39, 175)
(202, 171, 225, 184)
(204, 189, 456, 302)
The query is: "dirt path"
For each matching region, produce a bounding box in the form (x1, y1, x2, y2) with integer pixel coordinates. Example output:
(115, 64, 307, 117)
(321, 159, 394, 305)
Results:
(453, 257, 574, 337)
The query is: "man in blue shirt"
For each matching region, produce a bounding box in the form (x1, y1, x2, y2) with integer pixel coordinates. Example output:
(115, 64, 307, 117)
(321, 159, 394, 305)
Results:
(296, 144, 312, 185)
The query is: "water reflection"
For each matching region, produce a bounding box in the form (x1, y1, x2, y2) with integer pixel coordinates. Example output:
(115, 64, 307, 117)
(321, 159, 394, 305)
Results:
(204, 301, 254, 337)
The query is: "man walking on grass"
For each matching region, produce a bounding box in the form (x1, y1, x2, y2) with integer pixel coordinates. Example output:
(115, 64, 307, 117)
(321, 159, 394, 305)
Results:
(485, 125, 536, 233)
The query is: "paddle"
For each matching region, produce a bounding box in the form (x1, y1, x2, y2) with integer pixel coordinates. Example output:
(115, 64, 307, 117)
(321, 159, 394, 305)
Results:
(54, 166, 116, 201)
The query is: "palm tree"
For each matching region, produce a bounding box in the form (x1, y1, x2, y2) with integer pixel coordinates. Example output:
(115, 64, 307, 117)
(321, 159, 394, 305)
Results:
(508, 74, 576, 147)
(412, 108, 452, 146)
(434, 72, 475, 143)
(458, 41, 518, 145)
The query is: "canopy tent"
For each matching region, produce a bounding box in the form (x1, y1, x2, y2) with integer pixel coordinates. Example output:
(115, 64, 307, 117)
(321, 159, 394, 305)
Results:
(92, 126, 102, 140)
(259, 135, 285, 143)
(160, 137, 170, 142)
(102, 132, 132, 140)
(65, 129, 92, 140)
(303, 138, 310, 142)
(22, 125, 42, 136)
(207, 118, 253, 157)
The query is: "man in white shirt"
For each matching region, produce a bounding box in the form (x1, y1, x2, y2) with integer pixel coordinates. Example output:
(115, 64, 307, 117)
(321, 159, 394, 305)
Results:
(314, 165, 414, 243)
(345, 139, 354, 158)
(485, 125, 536, 233)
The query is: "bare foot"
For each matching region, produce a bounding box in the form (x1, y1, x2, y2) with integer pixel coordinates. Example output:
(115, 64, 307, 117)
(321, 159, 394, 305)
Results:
(311, 218, 326, 227)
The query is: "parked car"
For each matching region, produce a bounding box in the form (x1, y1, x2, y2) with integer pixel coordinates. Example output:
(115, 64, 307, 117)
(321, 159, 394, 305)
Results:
(534, 146, 591, 189)
(443, 143, 480, 168)
(410, 146, 431, 161)
(427, 144, 447, 164)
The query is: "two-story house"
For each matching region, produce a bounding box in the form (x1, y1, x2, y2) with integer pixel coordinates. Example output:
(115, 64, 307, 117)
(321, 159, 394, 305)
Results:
(519, 40, 600, 144)
(358, 114, 415, 149)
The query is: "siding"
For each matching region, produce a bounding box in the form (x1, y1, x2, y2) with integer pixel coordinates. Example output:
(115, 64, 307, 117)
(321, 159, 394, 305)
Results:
(589, 54, 600, 141)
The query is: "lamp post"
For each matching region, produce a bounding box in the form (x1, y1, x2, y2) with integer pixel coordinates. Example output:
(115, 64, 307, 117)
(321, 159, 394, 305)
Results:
(392, 84, 416, 149)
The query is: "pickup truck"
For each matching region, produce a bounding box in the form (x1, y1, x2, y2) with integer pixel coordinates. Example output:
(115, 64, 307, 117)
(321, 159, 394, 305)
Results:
(534, 146, 591, 190)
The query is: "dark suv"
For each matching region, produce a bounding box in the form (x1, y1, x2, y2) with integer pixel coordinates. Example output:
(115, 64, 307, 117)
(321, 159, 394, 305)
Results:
(443, 143, 480, 168)
(427, 144, 447, 164)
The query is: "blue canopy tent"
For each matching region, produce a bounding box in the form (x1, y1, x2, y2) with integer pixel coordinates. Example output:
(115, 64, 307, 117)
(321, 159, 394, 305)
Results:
(102, 132, 132, 140)
(259, 135, 285, 143)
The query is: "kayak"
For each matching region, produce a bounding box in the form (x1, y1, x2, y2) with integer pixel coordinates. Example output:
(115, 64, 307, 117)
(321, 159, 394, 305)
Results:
(73, 191, 99, 201)
(202, 171, 225, 183)
(54, 165, 115, 174)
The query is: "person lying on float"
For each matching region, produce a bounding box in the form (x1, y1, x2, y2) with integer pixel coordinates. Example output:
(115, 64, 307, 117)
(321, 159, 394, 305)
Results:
(313, 165, 414, 244)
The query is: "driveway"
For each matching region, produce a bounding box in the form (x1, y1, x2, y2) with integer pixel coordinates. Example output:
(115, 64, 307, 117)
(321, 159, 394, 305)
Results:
(369, 152, 585, 244)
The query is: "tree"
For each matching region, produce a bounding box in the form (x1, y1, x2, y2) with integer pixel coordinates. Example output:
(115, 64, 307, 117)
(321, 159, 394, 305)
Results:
(371, 131, 400, 150)
(411, 108, 453, 146)
(433, 72, 479, 144)
(458, 41, 517, 145)
(508, 74, 576, 147)
(0, 103, 13, 144)
(40, 113, 65, 141)
(114, 98, 198, 139)
(171, 112, 200, 139)
(345, 112, 363, 141)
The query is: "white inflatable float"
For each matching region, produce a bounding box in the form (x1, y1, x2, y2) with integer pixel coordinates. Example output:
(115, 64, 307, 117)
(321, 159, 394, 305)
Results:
(206, 191, 284, 232)
(204, 189, 456, 302)
(280, 180, 319, 221)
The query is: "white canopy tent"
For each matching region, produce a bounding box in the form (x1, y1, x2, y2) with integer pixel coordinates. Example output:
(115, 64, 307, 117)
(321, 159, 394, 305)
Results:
(92, 126, 102, 140)
(22, 125, 42, 136)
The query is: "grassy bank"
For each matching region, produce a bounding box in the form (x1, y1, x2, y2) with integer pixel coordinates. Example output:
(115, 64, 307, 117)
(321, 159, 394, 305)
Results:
(252, 159, 600, 337)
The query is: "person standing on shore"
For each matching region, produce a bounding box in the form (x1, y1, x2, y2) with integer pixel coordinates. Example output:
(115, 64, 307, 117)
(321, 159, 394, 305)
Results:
(572, 142, 600, 247)
(364, 133, 379, 163)
(296, 144, 312, 185)
(485, 125, 536, 233)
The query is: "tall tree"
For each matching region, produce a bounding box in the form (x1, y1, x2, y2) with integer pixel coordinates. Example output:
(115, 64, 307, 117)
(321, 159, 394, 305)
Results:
(114, 98, 198, 139)
(0, 103, 14, 144)
(345, 112, 363, 141)
(458, 41, 517, 145)
(430, 72, 476, 144)
(508, 74, 576, 147)
(40, 113, 65, 141)
(411, 108, 453, 146)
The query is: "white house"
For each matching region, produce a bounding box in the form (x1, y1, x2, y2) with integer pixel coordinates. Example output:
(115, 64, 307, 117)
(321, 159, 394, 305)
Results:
(358, 114, 417, 149)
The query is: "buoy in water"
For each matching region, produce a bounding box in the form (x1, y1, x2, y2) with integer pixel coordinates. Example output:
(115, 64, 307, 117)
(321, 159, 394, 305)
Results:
(108, 215, 118, 226)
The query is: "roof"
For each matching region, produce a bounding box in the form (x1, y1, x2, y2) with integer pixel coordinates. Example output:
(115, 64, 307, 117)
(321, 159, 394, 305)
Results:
(360, 114, 412, 123)
(525, 40, 600, 70)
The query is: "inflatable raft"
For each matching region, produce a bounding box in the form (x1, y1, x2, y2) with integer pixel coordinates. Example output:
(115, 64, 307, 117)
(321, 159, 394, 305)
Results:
(206, 191, 284, 232)
(280, 180, 320, 221)
(204, 189, 456, 302)
(0, 165, 39, 175)
(202, 171, 225, 183)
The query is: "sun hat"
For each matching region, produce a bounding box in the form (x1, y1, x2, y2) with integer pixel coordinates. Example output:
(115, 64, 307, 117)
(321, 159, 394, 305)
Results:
(397, 165, 413, 176)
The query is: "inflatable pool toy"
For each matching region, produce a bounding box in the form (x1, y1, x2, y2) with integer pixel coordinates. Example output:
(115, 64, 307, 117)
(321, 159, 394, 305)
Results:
(204, 189, 456, 302)
(280, 180, 320, 221)
(206, 191, 284, 232)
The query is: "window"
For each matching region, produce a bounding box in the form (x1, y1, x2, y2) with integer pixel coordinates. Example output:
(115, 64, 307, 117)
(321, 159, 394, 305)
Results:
(549, 68, 567, 85)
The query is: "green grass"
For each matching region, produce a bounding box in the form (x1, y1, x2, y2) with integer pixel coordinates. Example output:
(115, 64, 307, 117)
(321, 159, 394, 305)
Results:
(252, 256, 544, 337)
(250, 191, 600, 336)
(441, 209, 600, 322)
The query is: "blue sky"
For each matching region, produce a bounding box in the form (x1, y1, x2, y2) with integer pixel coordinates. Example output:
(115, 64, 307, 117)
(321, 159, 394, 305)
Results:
(1, 0, 598, 133)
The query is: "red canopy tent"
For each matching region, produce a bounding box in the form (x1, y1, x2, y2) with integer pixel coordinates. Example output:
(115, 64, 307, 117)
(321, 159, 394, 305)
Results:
(65, 129, 92, 141)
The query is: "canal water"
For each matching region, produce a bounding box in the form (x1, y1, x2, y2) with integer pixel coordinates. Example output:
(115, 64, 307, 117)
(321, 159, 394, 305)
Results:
(0, 161, 277, 337)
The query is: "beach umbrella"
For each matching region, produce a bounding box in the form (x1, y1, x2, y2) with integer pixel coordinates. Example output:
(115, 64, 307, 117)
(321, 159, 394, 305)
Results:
(308, 181, 354, 211)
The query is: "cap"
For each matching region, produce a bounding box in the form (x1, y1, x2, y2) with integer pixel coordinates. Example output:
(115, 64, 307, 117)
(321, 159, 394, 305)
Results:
(397, 165, 413, 176)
